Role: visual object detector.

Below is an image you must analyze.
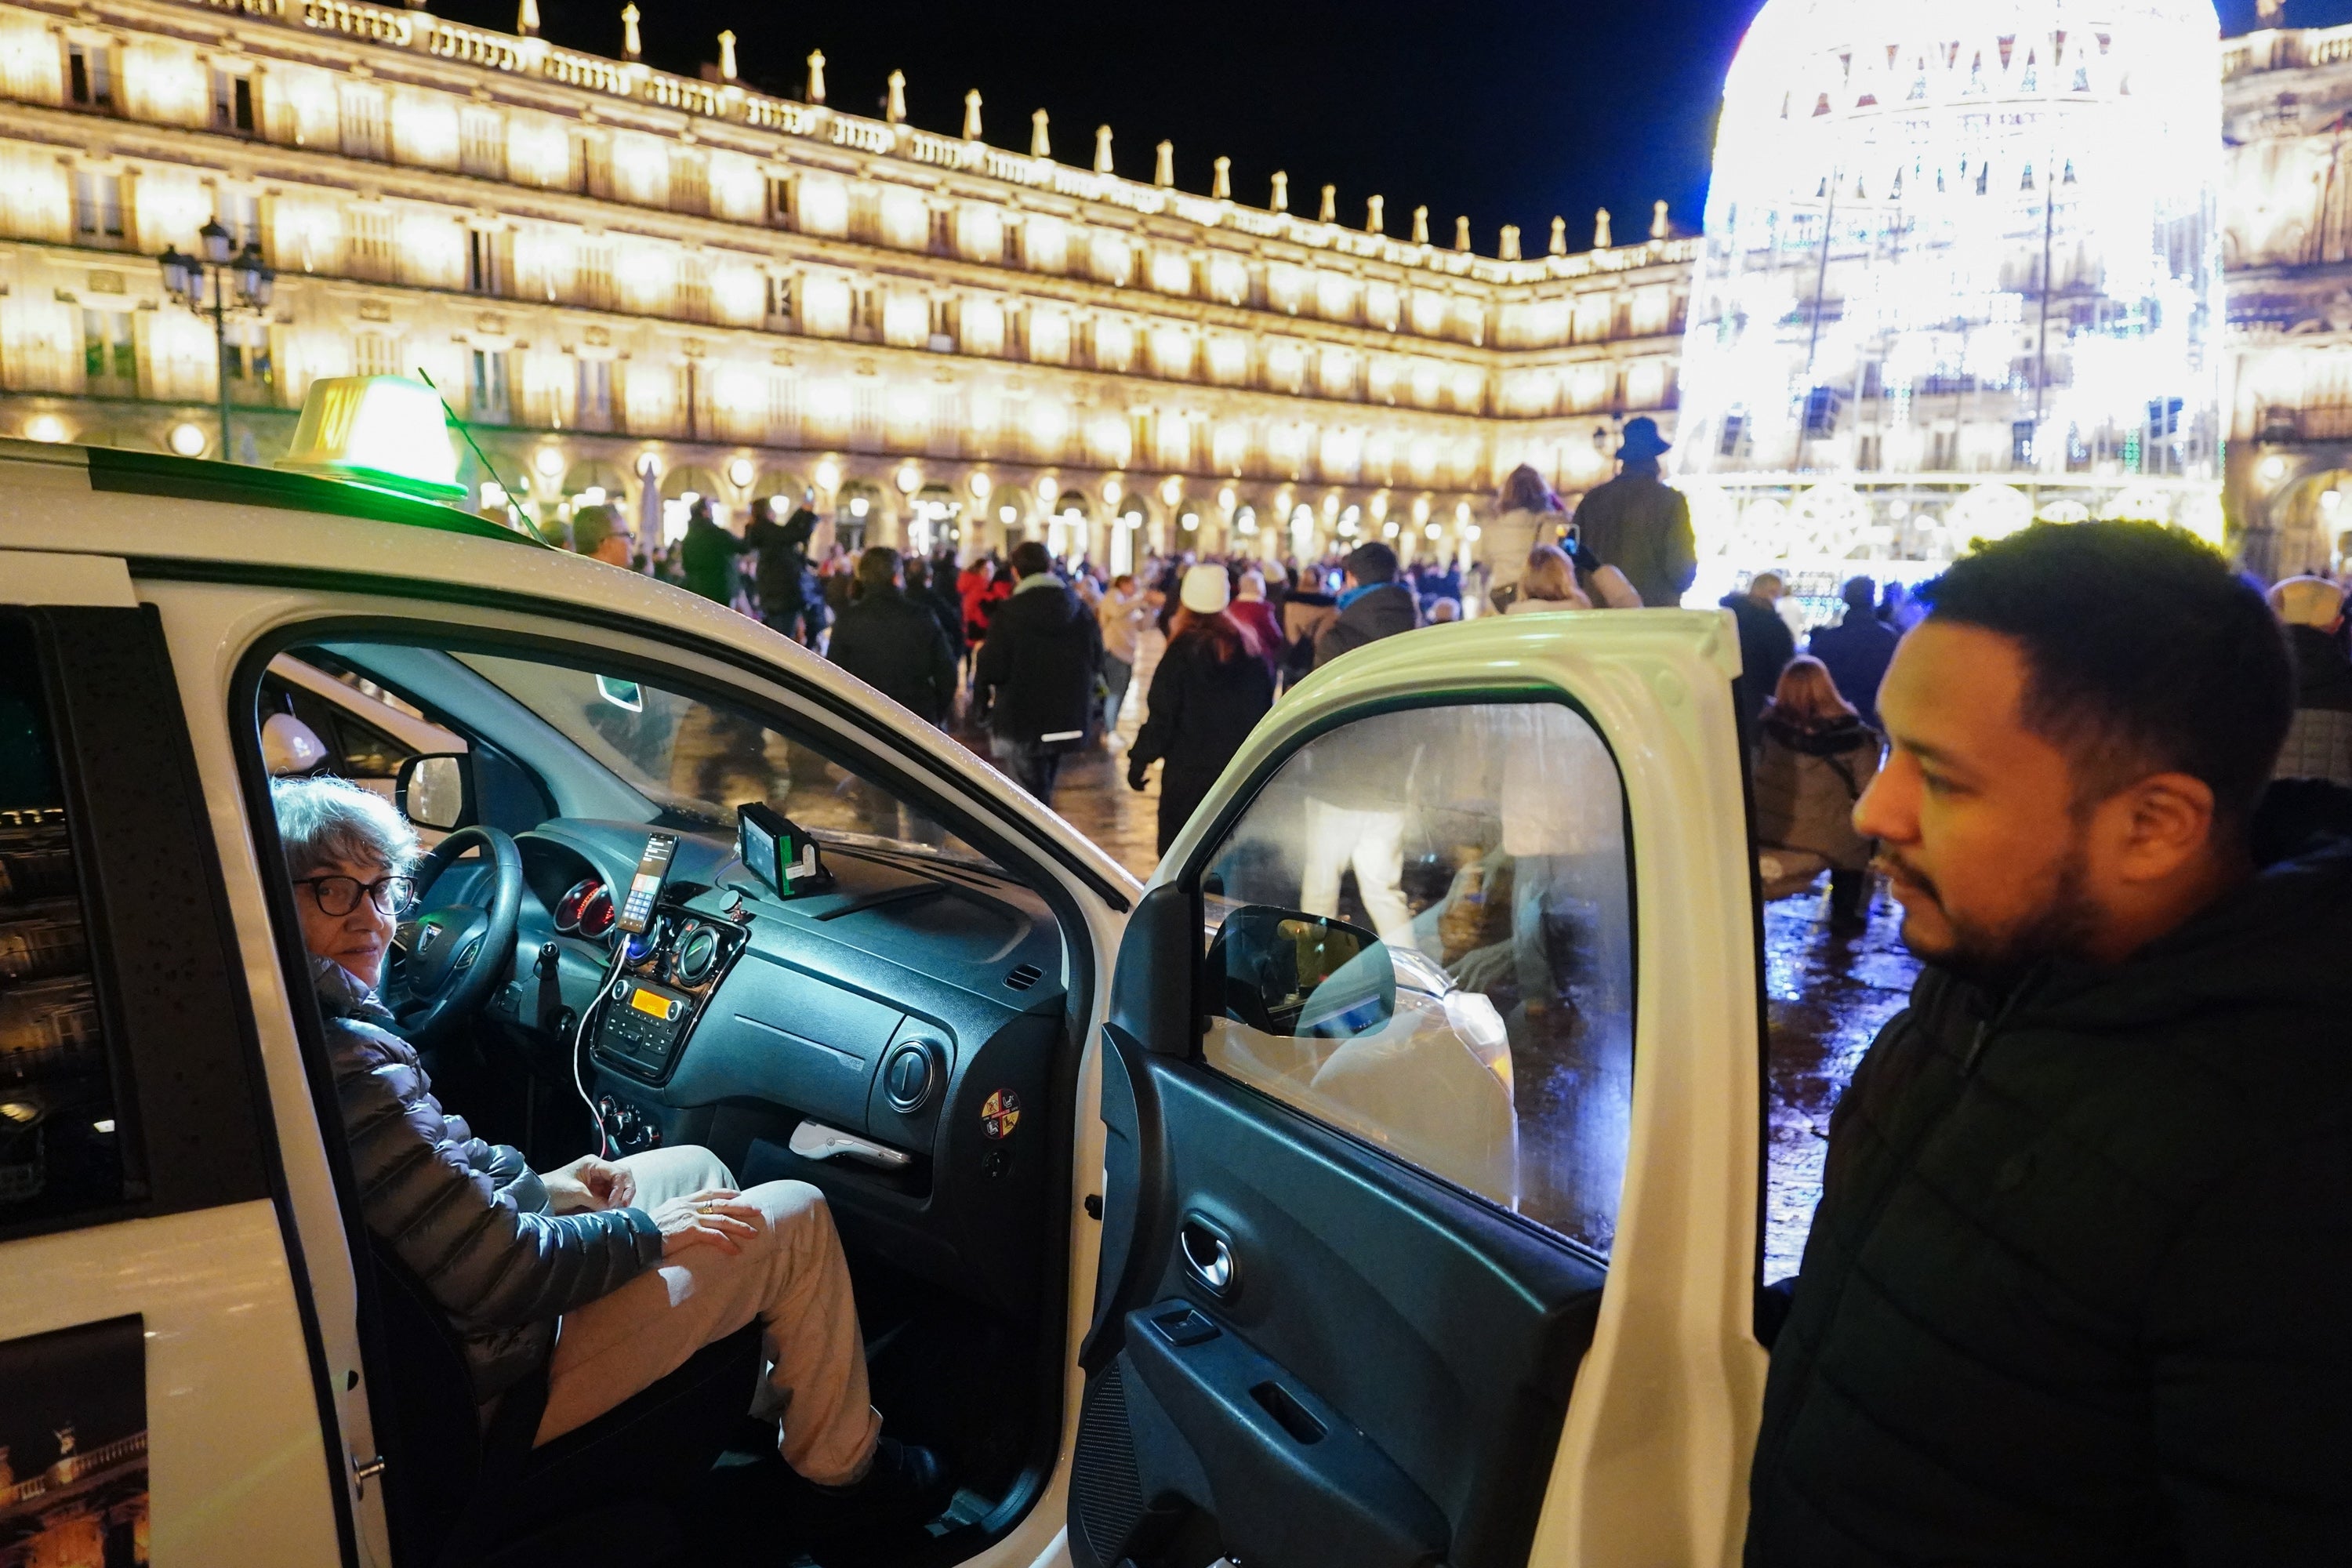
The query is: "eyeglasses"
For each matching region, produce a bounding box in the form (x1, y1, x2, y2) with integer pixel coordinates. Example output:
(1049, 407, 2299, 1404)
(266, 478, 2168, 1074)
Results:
(294, 874, 415, 916)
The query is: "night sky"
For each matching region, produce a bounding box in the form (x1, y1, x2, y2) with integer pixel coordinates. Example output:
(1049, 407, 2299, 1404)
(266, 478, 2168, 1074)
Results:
(436, 2, 2345, 254)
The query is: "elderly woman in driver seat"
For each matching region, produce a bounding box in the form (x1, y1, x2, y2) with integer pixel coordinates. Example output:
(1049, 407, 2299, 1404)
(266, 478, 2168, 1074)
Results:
(272, 775, 946, 1518)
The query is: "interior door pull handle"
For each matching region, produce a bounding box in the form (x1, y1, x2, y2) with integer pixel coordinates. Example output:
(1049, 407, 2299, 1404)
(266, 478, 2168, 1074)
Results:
(1180, 1218, 1234, 1295)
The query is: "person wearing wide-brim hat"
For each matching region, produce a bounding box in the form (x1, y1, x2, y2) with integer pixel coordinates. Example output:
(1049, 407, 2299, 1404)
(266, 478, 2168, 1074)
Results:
(1570, 415, 1697, 609)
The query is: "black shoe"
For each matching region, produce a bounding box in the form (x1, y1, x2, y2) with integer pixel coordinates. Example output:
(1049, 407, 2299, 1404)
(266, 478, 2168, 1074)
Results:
(813, 1436, 954, 1528)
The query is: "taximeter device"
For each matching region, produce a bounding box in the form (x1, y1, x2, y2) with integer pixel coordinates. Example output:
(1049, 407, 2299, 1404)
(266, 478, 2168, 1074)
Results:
(737, 803, 832, 900)
(615, 831, 677, 934)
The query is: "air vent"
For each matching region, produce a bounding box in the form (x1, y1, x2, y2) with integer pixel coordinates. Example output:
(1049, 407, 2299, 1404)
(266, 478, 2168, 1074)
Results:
(1004, 963, 1044, 993)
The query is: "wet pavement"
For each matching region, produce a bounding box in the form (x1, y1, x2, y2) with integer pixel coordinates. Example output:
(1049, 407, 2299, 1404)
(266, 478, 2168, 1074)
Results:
(946, 627, 1922, 1277)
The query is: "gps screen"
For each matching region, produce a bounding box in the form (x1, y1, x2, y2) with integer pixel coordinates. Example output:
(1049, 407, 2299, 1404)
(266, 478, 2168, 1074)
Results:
(615, 832, 677, 934)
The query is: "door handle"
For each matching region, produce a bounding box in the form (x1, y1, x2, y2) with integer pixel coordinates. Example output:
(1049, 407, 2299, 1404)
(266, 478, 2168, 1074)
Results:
(1180, 1215, 1235, 1296)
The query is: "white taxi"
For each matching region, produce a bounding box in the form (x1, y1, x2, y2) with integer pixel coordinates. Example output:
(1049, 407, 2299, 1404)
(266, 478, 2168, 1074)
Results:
(0, 376, 1764, 1568)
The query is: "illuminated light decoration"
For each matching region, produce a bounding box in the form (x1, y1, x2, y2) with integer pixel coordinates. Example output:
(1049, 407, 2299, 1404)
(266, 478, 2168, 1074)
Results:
(968, 470, 993, 500)
(1036, 474, 1061, 505)
(1425, 522, 1443, 540)
(849, 495, 871, 518)
(1383, 521, 1402, 539)
(1181, 511, 1200, 530)
(2259, 454, 2291, 486)
(534, 445, 566, 479)
(1217, 485, 1237, 511)
(277, 375, 465, 503)
(726, 456, 756, 488)
(894, 462, 922, 494)
(1465, 524, 1483, 541)
(998, 504, 1017, 524)
(1411, 495, 1433, 524)
(1676, 0, 2224, 597)
(168, 421, 206, 457)
(1103, 478, 1124, 505)
(1159, 474, 1185, 506)
(812, 457, 843, 492)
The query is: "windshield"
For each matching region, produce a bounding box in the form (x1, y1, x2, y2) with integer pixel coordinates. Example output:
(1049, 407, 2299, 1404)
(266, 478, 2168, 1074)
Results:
(453, 652, 1001, 873)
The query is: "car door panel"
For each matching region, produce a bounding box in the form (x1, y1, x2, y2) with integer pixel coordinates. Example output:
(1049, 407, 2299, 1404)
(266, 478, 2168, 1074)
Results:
(0, 591, 347, 1566)
(1078, 612, 1766, 1568)
(1078, 1023, 1602, 1568)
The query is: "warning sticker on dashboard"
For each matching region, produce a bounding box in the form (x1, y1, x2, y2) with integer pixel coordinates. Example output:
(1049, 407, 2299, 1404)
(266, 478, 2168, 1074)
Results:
(980, 1089, 1022, 1141)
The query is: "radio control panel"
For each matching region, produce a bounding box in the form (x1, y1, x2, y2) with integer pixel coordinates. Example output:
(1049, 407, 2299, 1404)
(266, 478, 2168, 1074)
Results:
(589, 905, 746, 1083)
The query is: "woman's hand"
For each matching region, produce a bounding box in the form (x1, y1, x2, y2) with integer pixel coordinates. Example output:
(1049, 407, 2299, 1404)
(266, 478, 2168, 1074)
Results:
(652, 1189, 764, 1258)
(543, 1154, 637, 1214)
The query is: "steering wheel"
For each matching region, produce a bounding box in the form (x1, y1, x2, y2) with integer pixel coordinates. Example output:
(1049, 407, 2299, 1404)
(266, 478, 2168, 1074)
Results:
(388, 826, 523, 1047)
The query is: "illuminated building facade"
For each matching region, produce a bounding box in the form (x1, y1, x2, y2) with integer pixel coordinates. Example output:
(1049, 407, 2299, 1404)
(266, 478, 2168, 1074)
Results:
(1675, 0, 2229, 598)
(0, 0, 1691, 568)
(2221, 17, 2352, 578)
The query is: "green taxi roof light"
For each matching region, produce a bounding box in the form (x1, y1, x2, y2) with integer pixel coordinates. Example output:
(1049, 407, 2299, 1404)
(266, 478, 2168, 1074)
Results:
(278, 376, 467, 504)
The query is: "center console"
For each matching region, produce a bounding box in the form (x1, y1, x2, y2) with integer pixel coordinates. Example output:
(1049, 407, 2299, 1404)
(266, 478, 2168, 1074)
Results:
(589, 901, 747, 1083)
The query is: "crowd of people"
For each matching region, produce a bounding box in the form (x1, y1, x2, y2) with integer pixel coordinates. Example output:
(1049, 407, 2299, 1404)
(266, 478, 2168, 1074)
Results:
(528, 443, 2352, 1561)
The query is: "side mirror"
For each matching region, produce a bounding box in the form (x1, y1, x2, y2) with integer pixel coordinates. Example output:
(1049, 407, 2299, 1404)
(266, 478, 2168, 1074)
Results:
(396, 753, 472, 832)
(1205, 906, 1396, 1040)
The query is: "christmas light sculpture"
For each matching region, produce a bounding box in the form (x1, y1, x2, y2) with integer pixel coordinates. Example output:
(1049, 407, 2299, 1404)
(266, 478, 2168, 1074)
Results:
(1676, 0, 2226, 590)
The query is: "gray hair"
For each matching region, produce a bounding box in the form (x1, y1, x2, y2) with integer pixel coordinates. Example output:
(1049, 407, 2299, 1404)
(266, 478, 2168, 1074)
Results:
(271, 776, 419, 877)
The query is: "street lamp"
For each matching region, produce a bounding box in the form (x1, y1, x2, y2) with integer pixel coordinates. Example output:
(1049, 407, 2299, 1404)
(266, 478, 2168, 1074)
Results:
(158, 223, 275, 462)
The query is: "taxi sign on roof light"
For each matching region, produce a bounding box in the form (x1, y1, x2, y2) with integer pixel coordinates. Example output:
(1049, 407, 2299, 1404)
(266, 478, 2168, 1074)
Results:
(278, 376, 466, 503)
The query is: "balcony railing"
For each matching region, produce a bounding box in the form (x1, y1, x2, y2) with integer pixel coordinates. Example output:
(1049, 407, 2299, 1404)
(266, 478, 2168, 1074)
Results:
(143, 0, 1695, 289)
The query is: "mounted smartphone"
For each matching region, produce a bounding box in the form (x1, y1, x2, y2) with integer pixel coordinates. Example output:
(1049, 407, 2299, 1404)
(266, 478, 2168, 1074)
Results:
(615, 831, 678, 933)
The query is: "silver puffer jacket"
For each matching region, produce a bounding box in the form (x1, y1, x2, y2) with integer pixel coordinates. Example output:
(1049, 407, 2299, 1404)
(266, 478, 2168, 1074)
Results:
(311, 954, 661, 1403)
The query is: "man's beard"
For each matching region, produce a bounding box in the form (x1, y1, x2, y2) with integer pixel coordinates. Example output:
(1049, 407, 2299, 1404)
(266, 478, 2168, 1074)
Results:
(1876, 841, 2101, 990)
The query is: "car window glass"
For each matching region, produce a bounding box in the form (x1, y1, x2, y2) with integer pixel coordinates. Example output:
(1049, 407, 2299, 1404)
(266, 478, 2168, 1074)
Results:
(1197, 701, 1634, 1257)
(441, 650, 1002, 873)
(0, 620, 125, 1229)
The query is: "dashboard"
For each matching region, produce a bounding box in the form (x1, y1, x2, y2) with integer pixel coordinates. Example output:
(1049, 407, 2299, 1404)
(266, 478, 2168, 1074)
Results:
(472, 821, 1069, 1318)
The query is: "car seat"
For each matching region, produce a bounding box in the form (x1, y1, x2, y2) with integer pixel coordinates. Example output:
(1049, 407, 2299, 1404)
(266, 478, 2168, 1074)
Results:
(365, 1233, 762, 1566)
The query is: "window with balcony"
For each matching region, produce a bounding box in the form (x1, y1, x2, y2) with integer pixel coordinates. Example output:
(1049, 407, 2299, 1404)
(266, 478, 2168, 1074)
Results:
(223, 319, 273, 405)
(572, 132, 612, 200)
(82, 309, 135, 395)
(353, 330, 402, 379)
(466, 229, 508, 296)
(66, 42, 115, 113)
(216, 191, 261, 253)
(670, 152, 710, 217)
(574, 243, 615, 311)
(347, 209, 394, 282)
(675, 256, 712, 323)
(460, 108, 506, 180)
(575, 358, 615, 432)
(71, 172, 126, 250)
(339, 88, 390, 162)
(210, 68, 256, 135)
(470, 348, 511, 423)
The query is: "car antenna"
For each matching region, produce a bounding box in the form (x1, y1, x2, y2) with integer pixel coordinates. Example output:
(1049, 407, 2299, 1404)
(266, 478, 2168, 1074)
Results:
(414, 367, 532, 537)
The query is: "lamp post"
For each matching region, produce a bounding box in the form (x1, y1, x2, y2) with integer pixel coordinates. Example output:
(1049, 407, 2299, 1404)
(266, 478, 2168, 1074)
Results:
(158, 219, 274, 462)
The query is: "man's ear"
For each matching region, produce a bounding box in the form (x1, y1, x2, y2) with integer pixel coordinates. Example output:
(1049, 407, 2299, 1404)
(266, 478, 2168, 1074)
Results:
(2104, 771, 2220, 883)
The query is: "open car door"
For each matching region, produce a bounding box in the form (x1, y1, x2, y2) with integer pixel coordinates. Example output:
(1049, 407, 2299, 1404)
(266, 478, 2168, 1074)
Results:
(1070, 609, 1769, 1568)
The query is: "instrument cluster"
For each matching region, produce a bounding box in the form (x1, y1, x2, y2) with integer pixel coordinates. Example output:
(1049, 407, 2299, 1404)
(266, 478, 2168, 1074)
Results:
(552, 877, 617, 942)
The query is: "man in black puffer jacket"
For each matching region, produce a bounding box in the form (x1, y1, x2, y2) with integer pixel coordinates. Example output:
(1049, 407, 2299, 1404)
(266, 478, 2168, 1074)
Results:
(828, 546, 958, 725)
(1748, 523, 2352, 1566)
(275, 778, 947, 1516)
(974, 539, 1102, 804)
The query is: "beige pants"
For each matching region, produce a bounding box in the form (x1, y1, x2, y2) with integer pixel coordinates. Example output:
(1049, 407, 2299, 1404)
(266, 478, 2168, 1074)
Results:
(532, 1145, 882, 1486)
(1299, 799, 1415, 947)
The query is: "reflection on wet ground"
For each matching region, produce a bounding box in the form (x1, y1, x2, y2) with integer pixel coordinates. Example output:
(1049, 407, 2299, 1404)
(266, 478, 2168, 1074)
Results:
(1757, 881, 1919, 1279)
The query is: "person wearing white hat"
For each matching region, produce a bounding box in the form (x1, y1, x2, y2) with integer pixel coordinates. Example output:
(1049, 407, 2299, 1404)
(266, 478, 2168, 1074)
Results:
(1128, 564, 1276, 852)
